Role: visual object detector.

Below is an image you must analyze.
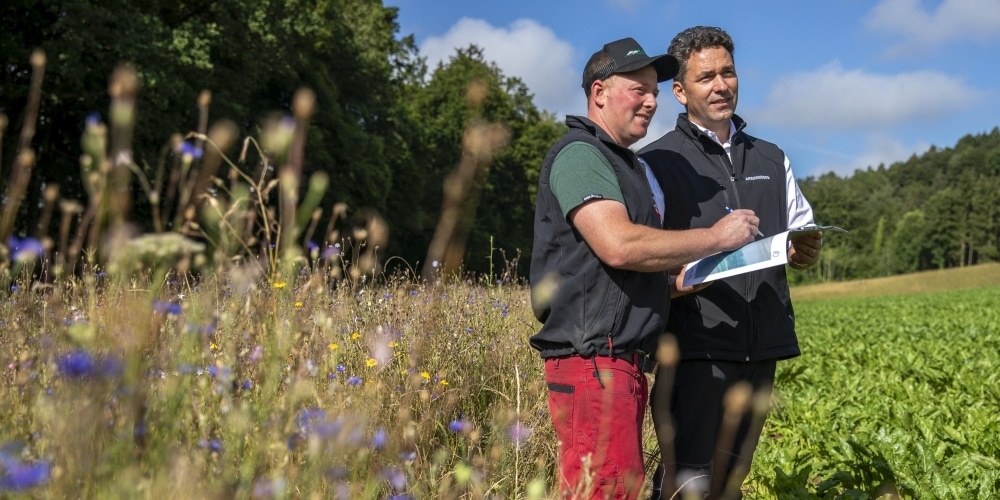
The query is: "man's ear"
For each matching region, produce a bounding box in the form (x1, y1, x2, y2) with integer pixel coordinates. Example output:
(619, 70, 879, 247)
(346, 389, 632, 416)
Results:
(672, 80, 687, 107)
(591, 78, 609, 106)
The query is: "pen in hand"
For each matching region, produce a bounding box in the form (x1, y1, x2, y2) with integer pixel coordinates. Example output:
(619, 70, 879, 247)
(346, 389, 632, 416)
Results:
(726, 206, 765, 238)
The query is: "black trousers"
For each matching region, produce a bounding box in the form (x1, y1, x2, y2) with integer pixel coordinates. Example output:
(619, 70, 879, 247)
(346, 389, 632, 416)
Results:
(650, 358, 777, 500)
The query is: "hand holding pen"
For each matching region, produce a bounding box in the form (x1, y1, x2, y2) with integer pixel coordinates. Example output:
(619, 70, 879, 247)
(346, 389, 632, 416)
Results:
(726, 206, 765, 238)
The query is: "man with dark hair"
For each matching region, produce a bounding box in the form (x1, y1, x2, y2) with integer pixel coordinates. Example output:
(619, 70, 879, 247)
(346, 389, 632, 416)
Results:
(530, 36, 762, 499)
(639, 26, 823, 498)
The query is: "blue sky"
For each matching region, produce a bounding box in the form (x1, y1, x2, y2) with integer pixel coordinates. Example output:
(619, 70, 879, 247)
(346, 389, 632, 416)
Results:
(390, 0, 1000, 179)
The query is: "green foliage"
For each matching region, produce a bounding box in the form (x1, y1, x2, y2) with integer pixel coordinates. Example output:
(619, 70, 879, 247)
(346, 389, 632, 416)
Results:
(798, 127, 1000, 282)
(751, 286, 1000, 498)
(1, 1, 561, 278)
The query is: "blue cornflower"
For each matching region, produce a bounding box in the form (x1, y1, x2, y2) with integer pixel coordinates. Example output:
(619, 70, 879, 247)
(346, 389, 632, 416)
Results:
(198, 439, 222, 453)
(178, 141, 204, 160)
(56, 350, 122, 379)
(296, 408, 326, 430)
(370, 428, 388, 450)
(153, 300, 182, 316)
(347, 376, 362, 386)
(448, 420, 470, 433)
(0, 450, 50, 491)
(6, 236, 45, 262)
(335, 364, 346, 373)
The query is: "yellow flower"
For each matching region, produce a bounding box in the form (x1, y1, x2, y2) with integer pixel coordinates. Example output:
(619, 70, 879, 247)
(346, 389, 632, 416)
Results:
(273, 281, 287, 289)
(420, 371, 431, 380)
(210, 342, 218, 351)
(365, 358, 377, 368)
(351, 332, 361, 340)
(388, 340, 399, 348)
(328, 343, 339, 351)
(439, 379, 449, 386)
(294, 301, 303, 308)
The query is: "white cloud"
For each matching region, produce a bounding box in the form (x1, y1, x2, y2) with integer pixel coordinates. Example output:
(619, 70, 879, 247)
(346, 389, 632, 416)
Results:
(419, 18, 580, 119)
(865, 0, 1000, 55)
(812, 134, 932, 177)
(754, 61, 982, 130)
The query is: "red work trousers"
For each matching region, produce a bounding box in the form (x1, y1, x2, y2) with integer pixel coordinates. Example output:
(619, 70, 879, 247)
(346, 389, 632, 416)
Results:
(545, 354, 648, 499)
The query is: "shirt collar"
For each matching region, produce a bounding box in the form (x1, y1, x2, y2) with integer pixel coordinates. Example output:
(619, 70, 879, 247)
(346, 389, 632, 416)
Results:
(691, 119, 738, 148)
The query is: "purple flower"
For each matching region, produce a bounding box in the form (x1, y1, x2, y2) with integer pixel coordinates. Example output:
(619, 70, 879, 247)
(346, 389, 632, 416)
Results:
(248, 345, 264, 362)
(198, 439, 222, 453)
(370, 428, 388, 450)
(508, 421, 532, 447)
(296, 408, 326, 431)
(6, 236, 45, 262)
(178, 141, 204, 159)
(335, 364, 346, 373)
(347, 376, 362, 386)
(56, 350, 122, 379)
(0, 450, 50, 491)
(153, 300, 182, 316)
(448, 420, 471, 433)
(382, 466, 406, 491)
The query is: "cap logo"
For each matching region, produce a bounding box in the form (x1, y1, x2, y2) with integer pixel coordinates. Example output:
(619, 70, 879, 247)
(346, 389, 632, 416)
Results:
(625, 49, 645, 57)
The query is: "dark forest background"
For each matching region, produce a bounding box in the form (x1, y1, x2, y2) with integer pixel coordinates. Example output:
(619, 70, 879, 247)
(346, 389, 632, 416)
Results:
(2, 0, 998, 283)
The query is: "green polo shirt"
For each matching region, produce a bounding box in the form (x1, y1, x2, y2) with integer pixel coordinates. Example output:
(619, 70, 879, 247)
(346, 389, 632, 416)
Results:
(549, 141, 625, 219)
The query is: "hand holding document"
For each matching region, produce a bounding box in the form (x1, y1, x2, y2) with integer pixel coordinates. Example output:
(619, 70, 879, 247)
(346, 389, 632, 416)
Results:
(681, 225, 848, 288)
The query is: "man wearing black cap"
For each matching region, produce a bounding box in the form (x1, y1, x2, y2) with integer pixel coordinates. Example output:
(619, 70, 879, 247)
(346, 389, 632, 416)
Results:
(529, 37, 761, 499)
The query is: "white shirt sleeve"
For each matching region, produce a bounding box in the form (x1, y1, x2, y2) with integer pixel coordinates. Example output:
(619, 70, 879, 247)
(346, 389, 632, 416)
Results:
(638, 157, 665, 223)
(785, 154, 814, 228)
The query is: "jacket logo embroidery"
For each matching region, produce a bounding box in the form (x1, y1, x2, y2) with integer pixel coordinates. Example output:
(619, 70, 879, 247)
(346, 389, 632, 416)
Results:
(744, 175, 771, 181)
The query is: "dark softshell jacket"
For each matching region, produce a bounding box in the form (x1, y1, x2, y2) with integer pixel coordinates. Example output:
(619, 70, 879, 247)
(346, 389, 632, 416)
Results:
(639, 113, 801, 362)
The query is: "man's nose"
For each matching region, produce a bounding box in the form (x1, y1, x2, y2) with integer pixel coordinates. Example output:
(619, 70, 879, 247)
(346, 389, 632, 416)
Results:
(712, 75, 730, 92)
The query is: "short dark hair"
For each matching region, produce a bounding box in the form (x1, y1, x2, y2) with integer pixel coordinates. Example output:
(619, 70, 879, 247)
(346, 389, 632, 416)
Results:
(582, 49, 614, 98)
(668, 26, 735, 83)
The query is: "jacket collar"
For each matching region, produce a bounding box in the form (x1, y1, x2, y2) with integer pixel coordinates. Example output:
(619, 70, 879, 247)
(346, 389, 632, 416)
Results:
(565, 115, 632, 154)
(675, 113, 747, 147)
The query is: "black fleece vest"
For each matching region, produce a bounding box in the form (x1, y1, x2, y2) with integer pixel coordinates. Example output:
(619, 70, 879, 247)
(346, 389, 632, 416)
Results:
(639, 113, 801, 362)
(529, 115, 669, 359)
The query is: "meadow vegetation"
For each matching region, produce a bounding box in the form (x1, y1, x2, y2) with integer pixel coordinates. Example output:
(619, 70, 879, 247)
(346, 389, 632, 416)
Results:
(1, 45, 998, 500)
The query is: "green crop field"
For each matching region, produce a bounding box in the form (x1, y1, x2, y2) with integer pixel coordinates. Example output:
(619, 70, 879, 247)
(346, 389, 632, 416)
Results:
(747, 285, 1000, 498)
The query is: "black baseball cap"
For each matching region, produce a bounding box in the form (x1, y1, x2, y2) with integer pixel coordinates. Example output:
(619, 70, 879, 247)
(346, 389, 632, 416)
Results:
(581, 37, 679, 89)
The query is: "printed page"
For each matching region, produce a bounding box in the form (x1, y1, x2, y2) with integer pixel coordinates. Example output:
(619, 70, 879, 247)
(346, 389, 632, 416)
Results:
(681, 225, 848, 287)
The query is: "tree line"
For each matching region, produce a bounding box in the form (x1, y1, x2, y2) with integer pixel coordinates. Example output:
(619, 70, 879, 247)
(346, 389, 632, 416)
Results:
(2, 0, 997, 282)
(796, 128, 1000, 283)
